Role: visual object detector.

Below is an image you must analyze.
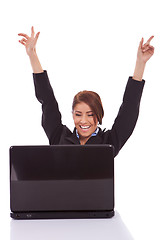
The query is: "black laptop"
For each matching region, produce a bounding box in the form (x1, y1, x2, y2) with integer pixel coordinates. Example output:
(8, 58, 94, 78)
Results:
(10, 144, 114, 219)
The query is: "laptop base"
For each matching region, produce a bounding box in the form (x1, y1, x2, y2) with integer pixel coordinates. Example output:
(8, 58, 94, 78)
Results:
(11, 210, 114, 220)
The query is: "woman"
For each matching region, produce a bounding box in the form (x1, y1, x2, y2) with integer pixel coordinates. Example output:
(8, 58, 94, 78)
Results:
(18, 27, 154, 157)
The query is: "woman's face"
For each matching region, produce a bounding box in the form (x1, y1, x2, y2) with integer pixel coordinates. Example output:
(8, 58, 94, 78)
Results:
(72, 102, 98, 142)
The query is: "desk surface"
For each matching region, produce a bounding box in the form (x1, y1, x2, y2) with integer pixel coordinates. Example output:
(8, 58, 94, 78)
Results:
(10, 211, 134, 240)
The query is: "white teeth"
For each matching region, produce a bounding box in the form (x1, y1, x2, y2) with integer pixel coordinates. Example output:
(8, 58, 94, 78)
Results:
(80, 126, 90, 129)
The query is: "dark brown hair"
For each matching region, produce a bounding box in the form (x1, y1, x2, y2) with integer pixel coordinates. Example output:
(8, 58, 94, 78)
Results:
(72, 90, 104, 124)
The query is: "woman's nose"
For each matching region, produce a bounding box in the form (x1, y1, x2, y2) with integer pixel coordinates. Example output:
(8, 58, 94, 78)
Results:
(80, 115, 87, 123)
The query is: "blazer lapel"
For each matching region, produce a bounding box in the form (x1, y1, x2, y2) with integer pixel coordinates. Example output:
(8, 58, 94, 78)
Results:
(64, 128, 80, 144)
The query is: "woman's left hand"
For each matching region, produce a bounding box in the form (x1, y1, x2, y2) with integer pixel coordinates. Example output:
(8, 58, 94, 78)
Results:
(137, 36, 154, 64)
(133, 36, 154, 81)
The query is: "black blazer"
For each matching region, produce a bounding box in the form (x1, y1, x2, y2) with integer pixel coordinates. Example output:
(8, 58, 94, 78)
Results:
(33, 71, 145, 157)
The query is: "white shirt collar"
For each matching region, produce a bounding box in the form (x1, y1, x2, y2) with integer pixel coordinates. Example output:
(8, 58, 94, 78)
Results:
(76, 127, 99, 139)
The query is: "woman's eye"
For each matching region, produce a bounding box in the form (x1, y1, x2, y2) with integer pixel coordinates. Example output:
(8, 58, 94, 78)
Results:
(88, 114, 94, 117)
(75, 114, 81, 117)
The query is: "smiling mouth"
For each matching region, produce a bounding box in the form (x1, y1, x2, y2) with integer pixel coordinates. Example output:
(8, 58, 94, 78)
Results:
(79, 125, 91, 130)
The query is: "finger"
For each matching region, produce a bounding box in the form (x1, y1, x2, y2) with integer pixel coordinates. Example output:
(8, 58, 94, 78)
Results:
(31, 26, 34, 38)
(19, 39, 26, 44)
(148, 48, 154, 55)
(142, 46, 150, 52)
(142, 42, 150, 51)
(138, 37, 144, 49)
(142, 45, 154, 53)
(142, 36, 154, 49)
(21, 38, 27, 42)
(18, 33, 29, 39)
(34, 32, 40, 44)
(19, 40, 26, 46)
(141, 37, 144, 49)
(146, 35, 154, 44)
(35, 32, 40, 39)
(149, 46, 154, 52)
(150, 48, 154, 54)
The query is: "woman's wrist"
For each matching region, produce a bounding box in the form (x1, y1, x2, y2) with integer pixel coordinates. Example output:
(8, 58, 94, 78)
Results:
(28, 48, 37, 58)
(133, 59, 146, 81)
(28, 51, 43, 73)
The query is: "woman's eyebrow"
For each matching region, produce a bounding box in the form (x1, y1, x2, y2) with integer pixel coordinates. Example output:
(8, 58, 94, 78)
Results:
(74, 110, 93, 113)
(75, 110, 93, 113)
(75, 110, 82, 113)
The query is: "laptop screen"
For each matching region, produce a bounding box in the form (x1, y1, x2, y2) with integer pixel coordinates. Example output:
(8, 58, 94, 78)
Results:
(10, 145, 114, 212)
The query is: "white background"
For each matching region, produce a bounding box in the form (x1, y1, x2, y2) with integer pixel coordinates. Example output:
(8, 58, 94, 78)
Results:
(1, 0, 160, 239)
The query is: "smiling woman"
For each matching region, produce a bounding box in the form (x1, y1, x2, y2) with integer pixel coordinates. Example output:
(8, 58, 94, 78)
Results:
(18, 26, 154, 157)
(72, 91, 104, 145)
(72, 102, 99, 145)
(72, 90, 104, 124)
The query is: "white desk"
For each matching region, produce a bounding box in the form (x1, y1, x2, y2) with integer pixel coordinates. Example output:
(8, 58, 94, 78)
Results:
(10, 211, 134, 240)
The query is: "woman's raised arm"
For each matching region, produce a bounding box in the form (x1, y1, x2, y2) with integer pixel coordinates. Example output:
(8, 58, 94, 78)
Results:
(133, 36, 154, 81)
(18, 26, 43, 73)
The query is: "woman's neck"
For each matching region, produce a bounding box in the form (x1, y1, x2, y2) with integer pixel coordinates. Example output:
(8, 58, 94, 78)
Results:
(80, 136, 90, 145)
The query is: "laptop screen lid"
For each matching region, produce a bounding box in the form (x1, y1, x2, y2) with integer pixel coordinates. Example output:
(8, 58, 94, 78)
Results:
(10, 144, 114, 219)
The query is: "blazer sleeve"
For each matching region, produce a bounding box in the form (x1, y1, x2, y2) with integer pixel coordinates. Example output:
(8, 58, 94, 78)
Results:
(33, 70, 63, 144)
(109, 77, 145, 156)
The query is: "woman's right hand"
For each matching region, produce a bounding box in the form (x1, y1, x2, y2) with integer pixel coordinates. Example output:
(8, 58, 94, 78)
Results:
(18, 26, 40, 56)
(18, 26, 43, 73)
